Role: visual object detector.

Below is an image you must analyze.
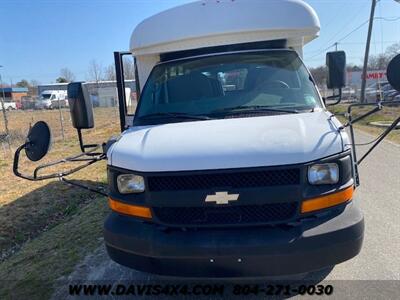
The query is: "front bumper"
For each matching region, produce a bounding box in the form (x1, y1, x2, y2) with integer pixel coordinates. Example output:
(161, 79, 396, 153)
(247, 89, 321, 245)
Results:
(104, 201, 364, 278)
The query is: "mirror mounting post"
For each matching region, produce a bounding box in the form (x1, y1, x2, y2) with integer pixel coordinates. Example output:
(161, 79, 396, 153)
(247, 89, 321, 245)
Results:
(76, 128, 101, 155)
(325, 88, 343, 106)
(114, 51, 129, 132)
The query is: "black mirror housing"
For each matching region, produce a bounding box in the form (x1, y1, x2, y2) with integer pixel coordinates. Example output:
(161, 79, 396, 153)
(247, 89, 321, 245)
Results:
(387, 54, 400, 92)
(326, 51, 346, 89)
(67, 82, 94, 129)
(25, 121, 52, 161)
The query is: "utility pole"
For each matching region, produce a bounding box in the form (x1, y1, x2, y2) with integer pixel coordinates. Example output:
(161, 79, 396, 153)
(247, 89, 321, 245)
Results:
(360, 0, 377, 103)
(0, 66, 11, 148)
(58, 98, 65, 141)
(334, 42, 338, 51)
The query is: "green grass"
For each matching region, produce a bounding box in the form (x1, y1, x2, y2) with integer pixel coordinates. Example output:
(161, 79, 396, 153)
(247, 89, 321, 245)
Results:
(0, 197, 109, 300)
(329, 104, 400, 144)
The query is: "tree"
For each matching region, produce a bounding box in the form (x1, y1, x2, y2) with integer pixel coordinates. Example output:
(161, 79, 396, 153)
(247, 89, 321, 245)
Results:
(87, 60, 104, 83)
(368, 42, 400, 70)
(16, 79, 29, 88)
(59, 68, 75, 82)
(104, 64, 116, 81)
(123, 57, 135, 80)
(347, 65, 362, 72)
(29, 80, 40, 96)
(385, 42, 400, 58)
(56, 77, 68, 83)
(309, 66, 327, 88)
(104, 59, 135, 82)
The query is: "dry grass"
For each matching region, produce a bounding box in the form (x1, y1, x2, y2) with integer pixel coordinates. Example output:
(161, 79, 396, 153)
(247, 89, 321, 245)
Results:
(0, 108, 120, 259)
(0, 108, 120, 299)
(0, 195, 109, 300)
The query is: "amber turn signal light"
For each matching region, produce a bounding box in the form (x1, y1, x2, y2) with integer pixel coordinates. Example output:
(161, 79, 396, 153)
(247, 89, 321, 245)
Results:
(301, 186, 354, 214)
(108, 197, 152, 219)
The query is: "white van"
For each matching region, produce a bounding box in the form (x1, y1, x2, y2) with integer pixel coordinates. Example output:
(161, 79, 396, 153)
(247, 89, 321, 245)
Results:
(36, 90, 68, 109)
(102, 0, 364, 277)
(15, 0, 378, 278)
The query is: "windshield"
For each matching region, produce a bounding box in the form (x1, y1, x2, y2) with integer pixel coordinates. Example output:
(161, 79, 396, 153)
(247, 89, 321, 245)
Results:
(135, 50, 322, 125)
(41, 94, 51, 100)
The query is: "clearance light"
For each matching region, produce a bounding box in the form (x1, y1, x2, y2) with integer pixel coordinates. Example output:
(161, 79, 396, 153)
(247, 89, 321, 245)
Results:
(108, 198, 152, 219)
(301, 186, 354, 214)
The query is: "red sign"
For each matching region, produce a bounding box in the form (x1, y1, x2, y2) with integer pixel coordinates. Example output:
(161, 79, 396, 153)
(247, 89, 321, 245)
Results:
(363, 71, 386, 80)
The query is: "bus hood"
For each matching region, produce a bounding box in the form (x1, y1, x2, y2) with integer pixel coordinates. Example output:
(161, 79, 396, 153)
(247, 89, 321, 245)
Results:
(109, 111, 346, 172)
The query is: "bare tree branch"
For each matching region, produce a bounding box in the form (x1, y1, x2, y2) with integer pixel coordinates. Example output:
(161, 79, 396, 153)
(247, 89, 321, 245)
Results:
(123, 57, 135, 80)
(104, 64, 116, 81)
(60, 68, 75, 82)
(87, 60, 104, 83)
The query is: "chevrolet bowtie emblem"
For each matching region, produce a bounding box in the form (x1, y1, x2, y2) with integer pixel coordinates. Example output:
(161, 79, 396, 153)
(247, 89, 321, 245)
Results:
(205, 192, 239, 205)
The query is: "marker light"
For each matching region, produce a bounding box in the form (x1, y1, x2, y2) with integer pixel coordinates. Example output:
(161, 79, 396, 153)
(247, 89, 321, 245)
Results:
(108, 198, 152, 219)
(301, 186, 354, 213)
(308, 163, 339, 185)
(117, 174, 145, 194)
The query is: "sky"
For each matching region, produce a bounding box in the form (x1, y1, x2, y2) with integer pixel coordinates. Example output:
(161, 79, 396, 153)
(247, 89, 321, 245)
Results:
(1, 0, 399, 84)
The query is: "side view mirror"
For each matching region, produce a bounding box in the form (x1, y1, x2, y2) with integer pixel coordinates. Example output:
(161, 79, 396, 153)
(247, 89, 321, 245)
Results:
(13, 84, 106, 192)
(326, 51, 346, 89)
(67, 82, 94, 129)
(387, 54, 400, 92)
(25, 121, 52, 161)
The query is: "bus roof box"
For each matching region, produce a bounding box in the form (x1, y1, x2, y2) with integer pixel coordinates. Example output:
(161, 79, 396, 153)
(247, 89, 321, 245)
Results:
(130, 0, 320, 88)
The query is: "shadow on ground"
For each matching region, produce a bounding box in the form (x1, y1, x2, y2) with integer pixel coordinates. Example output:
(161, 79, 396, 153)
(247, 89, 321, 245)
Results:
(0, 179, 106, 260)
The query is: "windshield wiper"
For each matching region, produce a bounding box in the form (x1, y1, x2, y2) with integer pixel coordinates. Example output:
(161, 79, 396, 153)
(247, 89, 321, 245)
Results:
(212, 105, 300, 114)
(139, 112, 214, 121)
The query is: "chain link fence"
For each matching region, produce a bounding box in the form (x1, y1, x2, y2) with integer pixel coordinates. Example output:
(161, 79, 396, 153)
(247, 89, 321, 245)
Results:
(2, 108, 120, 157)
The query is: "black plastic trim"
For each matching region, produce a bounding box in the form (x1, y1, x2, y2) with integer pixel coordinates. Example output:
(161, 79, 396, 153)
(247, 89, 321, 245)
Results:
(107, 150, 353, 228)
(104, 202, 364, 277)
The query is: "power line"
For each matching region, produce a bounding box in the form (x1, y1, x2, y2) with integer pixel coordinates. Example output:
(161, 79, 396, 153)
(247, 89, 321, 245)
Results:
(306, 2, 370, 56)
(305, 16, 400, 61)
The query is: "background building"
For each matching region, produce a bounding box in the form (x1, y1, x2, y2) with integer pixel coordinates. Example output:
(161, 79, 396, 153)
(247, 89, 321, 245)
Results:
(0, 87, 28, 102)
(37, 80, 136, 108)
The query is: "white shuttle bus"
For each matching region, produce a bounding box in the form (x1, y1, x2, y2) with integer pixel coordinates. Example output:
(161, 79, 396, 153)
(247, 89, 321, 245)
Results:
(15, 0, 400, 278)
(101, 0, 364, 277)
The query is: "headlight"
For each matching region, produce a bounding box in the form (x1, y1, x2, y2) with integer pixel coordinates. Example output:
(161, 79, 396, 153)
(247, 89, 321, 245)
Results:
(117, 174, 145, 194)
(308, 163, 339, 185)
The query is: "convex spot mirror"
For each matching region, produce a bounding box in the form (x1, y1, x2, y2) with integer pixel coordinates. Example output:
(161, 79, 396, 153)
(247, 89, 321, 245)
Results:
(67, 82, 94, 129)
(25, 121, 52, 162)
(387, 54, 400, 92)
(326, 51, 347, 89)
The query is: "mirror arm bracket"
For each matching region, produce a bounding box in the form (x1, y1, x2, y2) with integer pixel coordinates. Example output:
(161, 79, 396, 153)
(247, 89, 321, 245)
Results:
(13, 143, 106, 181)
(77, 128, 102, 156)
(61, 177, 108, 197)
(325, 88, 343, 106)
(13, 142, 30, 180)
(342, 101, 400, 170)
(358, 116, 400, 165)
(341, 104, 382, 129)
